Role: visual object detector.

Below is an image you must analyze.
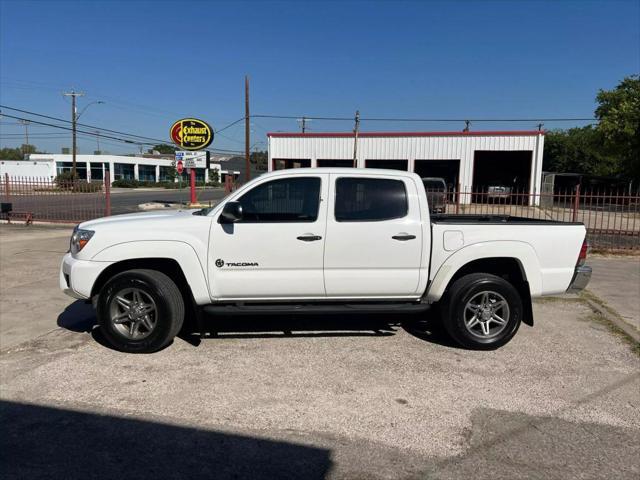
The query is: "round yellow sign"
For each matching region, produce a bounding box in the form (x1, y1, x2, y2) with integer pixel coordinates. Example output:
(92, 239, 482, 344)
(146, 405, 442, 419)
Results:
(170, 118, 213, 150)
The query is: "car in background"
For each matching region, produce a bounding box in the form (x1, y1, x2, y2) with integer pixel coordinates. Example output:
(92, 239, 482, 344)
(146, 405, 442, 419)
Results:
(422, 177, 447, 213)
(487, 183, 512, 201)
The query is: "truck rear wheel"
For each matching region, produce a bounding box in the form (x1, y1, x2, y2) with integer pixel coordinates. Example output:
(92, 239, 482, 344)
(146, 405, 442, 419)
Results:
(96, 269, 184, 353)
(441, 273, 522, 350)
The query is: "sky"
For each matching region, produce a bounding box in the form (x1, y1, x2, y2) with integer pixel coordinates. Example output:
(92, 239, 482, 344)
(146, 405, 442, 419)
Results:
(0, 0, 638, 155)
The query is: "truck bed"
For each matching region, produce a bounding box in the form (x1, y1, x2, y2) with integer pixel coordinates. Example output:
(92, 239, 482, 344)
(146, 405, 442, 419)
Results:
(428, 215, 587, 298)
(431, 214, 582, 225)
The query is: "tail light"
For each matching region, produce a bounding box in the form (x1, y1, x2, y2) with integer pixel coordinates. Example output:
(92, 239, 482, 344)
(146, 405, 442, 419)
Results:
(577, 239, 588, 266)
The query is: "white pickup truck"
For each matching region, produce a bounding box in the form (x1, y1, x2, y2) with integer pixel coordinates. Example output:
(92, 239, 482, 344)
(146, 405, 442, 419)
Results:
(60, 168, 591, 353)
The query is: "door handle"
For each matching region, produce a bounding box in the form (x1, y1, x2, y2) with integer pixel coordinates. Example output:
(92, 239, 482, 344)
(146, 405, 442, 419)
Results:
(297, 234, 322, 242)
(392, 233, 416, 241)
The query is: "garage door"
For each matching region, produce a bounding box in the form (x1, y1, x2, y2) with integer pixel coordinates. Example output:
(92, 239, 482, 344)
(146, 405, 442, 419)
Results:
(364, 159, 408, 171)
(472, 151, 532, 205)
(272, 159, 311, 170)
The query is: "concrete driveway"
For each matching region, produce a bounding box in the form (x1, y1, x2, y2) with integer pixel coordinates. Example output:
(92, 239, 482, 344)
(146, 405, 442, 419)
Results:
(587, 255, 640, 333)
(0, 225, 75, 348)
(1, 225, 639, 479)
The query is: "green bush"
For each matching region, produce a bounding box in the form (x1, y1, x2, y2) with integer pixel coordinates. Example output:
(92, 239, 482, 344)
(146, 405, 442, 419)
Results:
(162, 181, 215, 189)
(110, 179, 221, 189)
(78, 182, 103, 193)
(111, 179, 139, 188)
(54, 172, 102, 192)
(55, 171, 75, 190)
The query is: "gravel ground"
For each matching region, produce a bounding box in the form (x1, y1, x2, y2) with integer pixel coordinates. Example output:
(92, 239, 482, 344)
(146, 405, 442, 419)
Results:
(1, 224, 639, 479)
(1, 299, 638, 479)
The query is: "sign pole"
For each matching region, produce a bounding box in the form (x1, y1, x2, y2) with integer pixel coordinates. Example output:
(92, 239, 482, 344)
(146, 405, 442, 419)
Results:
(190, 168, 196, 204)
(245, 75, 250, 183)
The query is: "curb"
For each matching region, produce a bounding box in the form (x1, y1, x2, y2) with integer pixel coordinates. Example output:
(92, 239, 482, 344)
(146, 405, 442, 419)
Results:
(582, 293, 640, 344)
(0, 219, 77, 227)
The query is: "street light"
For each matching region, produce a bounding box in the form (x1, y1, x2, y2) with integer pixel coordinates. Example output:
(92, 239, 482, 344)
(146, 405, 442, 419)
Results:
(68, 98, 105, 178)
(76, 100, 105, 120)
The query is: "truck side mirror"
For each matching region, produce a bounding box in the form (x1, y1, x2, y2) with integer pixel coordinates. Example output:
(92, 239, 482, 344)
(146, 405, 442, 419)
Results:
(219, 201, 243, 223)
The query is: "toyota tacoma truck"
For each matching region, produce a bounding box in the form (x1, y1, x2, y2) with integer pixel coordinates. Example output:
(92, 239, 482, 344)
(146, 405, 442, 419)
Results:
(60, 168, 592, 353)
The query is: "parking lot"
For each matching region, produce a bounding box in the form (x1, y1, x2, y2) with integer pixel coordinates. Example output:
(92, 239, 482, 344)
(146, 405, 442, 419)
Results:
(1, 224, 639, 479)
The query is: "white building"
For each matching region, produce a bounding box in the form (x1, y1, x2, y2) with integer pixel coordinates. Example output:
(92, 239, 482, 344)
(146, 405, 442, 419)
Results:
(0, 154, 240, 184)
(268, 130, 545, 204)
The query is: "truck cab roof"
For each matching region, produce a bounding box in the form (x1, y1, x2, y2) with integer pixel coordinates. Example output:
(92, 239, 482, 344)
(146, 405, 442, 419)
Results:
(266, 167, 421, 180)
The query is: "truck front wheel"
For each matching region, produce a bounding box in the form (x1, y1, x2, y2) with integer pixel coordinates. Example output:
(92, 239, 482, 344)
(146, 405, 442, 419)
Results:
(441, 273, 522, 350)
(96, 269, 185, 353)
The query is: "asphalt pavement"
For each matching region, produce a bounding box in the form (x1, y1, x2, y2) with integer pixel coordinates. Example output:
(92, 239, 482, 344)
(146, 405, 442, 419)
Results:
(587, 255, 640, 333)
(110, 187, 228, 214)
(1, 225, 639, 479)
(5, 187, 228, 222)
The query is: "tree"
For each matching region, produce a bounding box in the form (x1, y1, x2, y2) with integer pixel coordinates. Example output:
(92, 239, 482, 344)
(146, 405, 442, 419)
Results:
(595, 75, 640, 182)
(208, 168, 220, 185)
(0, 144, 38, 160)
(250, 150, 268, 171)
(543, 126, 619, 177)
(149, 144, 177, 154)
(164, 160, 177, 182)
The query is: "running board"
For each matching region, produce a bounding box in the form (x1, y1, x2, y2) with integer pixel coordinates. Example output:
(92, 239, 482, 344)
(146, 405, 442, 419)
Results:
(202, 302, 430, 316)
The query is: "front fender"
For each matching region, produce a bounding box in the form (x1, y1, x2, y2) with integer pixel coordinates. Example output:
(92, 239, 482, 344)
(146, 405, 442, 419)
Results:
(426, 241, 542, 302)
(91, 241, 211, 304)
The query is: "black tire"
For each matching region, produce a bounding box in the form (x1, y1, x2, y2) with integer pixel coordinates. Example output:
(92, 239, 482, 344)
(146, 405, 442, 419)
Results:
(441, 273, 522, 350)
(96, 269, 184, 353)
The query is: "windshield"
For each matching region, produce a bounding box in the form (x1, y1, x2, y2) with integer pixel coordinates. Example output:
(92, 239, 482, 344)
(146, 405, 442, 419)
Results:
(423, 180, 446, 191)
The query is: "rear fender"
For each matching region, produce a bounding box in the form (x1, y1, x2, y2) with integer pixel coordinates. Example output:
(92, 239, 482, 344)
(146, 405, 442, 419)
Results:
(426, 241, 542, 303)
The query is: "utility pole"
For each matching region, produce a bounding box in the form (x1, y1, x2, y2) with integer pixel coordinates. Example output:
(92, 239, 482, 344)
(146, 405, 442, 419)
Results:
(245, 75, 250, 182)
(63, 90, 85, 178)
(352, 110, 360, 167)
(18, 119, 30, 157)
(297, 116, 311, 133)
(95, 130, 101, 153)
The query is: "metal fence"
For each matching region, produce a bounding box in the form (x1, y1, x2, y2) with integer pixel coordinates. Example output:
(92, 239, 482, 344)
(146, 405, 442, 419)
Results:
(1, 173, 111, 223)
(433, 186, 640, 251)
(1, 173, 638, 251)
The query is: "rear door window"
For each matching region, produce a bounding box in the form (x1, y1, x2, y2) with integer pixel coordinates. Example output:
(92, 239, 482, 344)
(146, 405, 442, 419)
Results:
(335, 177, 408, 222)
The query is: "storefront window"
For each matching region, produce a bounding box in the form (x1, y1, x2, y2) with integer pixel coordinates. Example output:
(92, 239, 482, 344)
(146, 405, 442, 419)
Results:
(159, 166, 175, 182)
(56, 161, 87, 179)
(90, 163, 104, 181)
(114, 163, 134, 180)
(138, 165, 156, 182)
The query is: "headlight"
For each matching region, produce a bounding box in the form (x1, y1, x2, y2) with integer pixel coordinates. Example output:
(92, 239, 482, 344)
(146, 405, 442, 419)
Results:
(70, 226, 95, 254)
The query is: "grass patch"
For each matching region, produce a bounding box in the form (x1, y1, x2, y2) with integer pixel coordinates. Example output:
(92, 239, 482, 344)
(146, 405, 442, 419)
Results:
(533, 296, 583, 304)
(585, 311, 640, 356)
(535, 294, 638, 355)
(580, 291, 640, 355)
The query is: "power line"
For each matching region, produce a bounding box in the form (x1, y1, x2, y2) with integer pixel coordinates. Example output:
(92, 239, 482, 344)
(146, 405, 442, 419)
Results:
(0, 104, 245, 152)
(0, 113, 243, 154)
(0, 133, 70, 137)
(253, 114, 353, 121)
(252, 114, 597, 122)
(215, 117, 247, 134)
(1, 104, 174, 144)
(0, 108, 244, 154)
(0, 113, 148, 144)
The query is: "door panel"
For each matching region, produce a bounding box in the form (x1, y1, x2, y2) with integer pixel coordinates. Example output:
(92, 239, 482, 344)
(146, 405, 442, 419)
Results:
(324, 174, 423, 297)
(208, 174, 328, 299)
